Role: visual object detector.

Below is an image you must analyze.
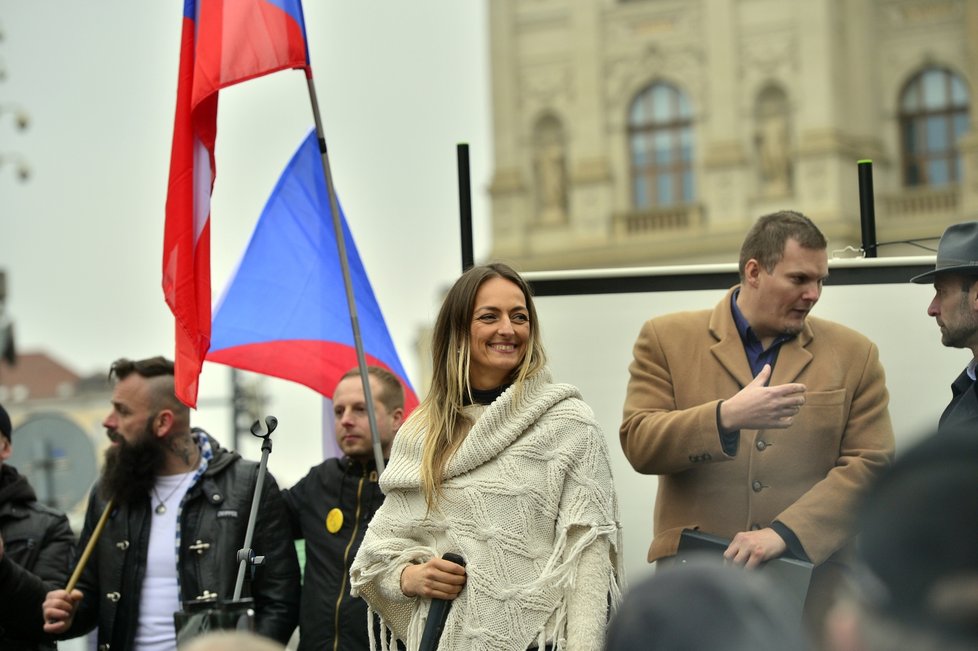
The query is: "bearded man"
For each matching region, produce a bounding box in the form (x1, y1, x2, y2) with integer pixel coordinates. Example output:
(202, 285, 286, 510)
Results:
(42, 356, 299, 650)
(910, 220, 978, 433)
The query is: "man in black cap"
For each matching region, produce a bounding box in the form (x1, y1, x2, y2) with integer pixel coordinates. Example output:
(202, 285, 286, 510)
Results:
(910, 220, 978, 433)
(825, 423, 978, 650)
(0, 402, 75, 651)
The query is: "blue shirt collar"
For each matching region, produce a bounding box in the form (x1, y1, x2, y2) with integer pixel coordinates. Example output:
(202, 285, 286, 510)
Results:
(730, 288, 796, 377)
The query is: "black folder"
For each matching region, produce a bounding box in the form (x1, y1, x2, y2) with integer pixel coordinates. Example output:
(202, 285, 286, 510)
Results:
(674, 529, 814, 621)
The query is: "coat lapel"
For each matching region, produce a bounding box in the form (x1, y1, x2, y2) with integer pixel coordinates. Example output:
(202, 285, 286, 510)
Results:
(770, 323, 814, 384)
(708, 287, 815, 387)
(709, 288, 754, 388)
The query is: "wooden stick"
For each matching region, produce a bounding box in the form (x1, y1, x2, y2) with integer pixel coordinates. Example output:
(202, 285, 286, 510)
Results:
(65, 499, 114, 593)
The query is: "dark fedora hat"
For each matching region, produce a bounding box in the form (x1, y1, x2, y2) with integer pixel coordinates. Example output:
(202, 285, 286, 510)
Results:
(910, 221, 978, 283)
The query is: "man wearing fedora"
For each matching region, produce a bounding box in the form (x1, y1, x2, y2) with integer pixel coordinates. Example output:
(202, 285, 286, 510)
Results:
(911, 220, 978, 433)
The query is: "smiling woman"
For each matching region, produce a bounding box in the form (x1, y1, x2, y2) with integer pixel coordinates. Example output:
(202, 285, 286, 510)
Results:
(468, 276, 531, 389)
(349, 263, 624, 651)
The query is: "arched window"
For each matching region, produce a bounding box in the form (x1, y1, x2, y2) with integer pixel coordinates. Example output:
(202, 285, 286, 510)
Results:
(628, 82, 694, 208)
(899, 67, 970, 187)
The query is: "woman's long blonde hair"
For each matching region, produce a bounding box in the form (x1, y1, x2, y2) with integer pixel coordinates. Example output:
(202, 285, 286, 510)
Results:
(413, 263, 547, 508)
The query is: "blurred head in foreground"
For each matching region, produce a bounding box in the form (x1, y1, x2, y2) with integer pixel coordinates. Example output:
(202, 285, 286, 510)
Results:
(605, 554, 810, 651)
(826, 424, 978, 651)
(178, 631, 285, 651)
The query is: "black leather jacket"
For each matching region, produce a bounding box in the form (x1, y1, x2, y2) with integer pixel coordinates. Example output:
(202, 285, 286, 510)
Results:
(282, 456, 386, 651)
(64, 432, 300, 650)
(0, 465, 74, 651)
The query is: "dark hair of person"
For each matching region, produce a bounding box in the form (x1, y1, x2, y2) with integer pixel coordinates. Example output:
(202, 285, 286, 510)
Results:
(738, 210, 827, 280)
(108, 356, 183, 412)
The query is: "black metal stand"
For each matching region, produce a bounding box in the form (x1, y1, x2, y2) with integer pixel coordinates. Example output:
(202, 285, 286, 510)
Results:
(233, 415, 278, 600)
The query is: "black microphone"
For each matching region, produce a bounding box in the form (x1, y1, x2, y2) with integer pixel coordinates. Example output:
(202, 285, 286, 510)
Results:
(418, 552, 466, 651)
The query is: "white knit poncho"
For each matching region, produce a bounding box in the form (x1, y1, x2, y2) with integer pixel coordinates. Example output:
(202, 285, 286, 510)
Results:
(349, 370, 623, 651)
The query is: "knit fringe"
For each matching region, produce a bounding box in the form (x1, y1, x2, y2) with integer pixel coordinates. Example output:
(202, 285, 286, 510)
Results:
(521, 522, 622, 651)
(525, 522, 618, 594)
(367, 603, 424, 651)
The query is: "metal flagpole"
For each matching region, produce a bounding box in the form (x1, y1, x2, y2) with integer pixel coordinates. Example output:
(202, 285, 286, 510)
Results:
(304, 76, 385, 475)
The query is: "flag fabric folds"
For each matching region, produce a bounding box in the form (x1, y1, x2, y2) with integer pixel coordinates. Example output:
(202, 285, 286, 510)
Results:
(164, 0, 311, 407)
(207, 129, 419, 414)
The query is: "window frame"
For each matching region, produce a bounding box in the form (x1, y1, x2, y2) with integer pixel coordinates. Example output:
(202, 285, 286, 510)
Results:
(898, 67, 970, 188)
(627, 82, 695, 209)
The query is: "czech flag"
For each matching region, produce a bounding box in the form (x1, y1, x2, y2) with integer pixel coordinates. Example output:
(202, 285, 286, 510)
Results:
(164, 0, 311, 407)
(207, 129, 419, 418)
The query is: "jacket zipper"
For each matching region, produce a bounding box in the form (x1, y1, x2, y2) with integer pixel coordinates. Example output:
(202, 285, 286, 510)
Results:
(333, 470, 366, 651)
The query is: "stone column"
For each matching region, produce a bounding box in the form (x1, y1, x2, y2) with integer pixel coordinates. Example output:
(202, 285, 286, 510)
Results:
(568, 0, 612, 240)
(701, 0, 748, 226)
(488, 0, 529, 259)
(959, 0, 978, 218)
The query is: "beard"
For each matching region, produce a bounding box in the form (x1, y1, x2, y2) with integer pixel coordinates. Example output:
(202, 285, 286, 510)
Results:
(99, 419, 167, 506)
(942, 323, 978, 349)
(941, 297, 978, 349)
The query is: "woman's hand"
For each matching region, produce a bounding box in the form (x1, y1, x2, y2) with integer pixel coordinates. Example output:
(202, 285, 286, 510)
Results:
(400, 556, 467, 599)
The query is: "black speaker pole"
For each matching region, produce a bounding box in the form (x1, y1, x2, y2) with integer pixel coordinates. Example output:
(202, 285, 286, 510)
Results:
(857, 160, 878, 258)
(457, 144, 474, 273)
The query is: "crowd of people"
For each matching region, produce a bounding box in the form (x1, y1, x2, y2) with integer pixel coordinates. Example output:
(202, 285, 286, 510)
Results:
(0, 212, 975, 650)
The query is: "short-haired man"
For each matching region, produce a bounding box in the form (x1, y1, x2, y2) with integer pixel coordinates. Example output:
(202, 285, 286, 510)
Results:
(282, 366, 405, 651)
(910, 220, 978, 433)
(620, 211, 895, 634)
(42, 357, 300, 649)
(0, 402, 74, 651)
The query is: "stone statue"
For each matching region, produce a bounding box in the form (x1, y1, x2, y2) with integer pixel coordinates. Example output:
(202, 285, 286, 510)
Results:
(757, 110, 791, 196)
(536, 140, 567, 225)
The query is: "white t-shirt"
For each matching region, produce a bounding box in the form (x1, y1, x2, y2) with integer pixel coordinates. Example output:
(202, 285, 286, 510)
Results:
(134, 469, 194, 651)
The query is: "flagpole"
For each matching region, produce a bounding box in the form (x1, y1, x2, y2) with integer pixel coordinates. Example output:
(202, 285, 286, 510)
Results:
(304, 76, 386, 475)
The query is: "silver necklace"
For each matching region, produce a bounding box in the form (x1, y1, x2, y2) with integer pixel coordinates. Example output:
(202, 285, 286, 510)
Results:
(152, 470, 192, 515)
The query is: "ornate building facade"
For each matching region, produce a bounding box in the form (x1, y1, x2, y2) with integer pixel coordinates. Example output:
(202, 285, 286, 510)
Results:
(488, 0, 978, 270)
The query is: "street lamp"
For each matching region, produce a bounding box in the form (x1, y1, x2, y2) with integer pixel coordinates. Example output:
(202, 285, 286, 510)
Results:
(0, 152, 30, 181)
(0, 102, 29, 130)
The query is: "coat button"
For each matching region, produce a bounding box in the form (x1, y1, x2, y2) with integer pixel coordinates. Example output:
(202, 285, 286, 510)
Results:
(756, 440, 768, 451)
(752, 480, 763, 492)
(189, 540, 211, 555)
(211, 493, 222, 503)
(115, 540, 129, 550)
(105, 592, 121, 602)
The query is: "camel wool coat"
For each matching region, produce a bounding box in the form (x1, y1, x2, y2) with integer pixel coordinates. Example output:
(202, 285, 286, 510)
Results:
(620, 287, 895, 568)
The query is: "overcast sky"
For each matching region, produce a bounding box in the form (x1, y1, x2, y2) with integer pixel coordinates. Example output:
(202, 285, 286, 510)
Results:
(0, 2, 492, 484)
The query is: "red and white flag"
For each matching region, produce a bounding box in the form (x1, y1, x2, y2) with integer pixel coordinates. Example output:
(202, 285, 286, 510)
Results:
(163, 0, 310, 407)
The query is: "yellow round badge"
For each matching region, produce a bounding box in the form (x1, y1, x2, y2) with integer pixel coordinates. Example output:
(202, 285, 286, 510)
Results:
(326, 508, 344, 534)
